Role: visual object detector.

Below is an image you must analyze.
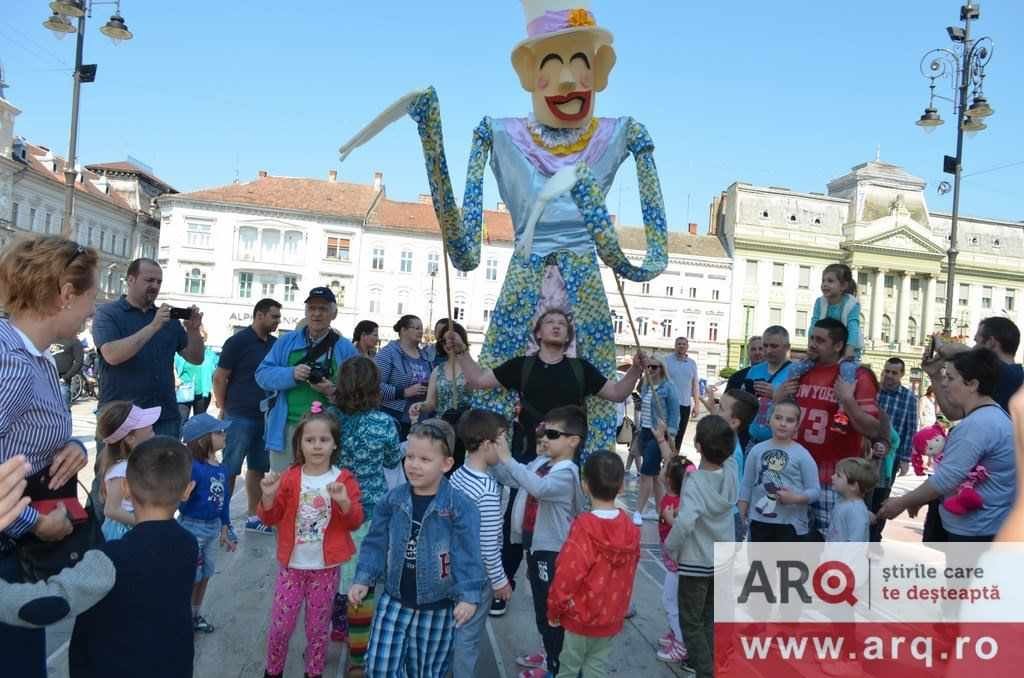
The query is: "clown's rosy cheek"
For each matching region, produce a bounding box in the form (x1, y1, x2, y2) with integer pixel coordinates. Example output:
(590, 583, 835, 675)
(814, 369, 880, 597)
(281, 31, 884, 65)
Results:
(581, 73, 593, 88)
(537, 77, 549, 90)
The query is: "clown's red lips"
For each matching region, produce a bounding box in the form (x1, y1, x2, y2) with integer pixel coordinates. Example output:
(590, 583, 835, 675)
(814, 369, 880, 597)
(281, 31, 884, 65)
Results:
(545, 90, 592, 121)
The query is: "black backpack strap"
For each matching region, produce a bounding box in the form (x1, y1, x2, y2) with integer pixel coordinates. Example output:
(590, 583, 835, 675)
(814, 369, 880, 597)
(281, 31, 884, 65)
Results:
(301, 330, 340, 365)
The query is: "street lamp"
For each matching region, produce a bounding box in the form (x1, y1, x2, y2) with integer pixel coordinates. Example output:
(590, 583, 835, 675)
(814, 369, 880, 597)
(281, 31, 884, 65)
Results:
(41, 1, 133, 239)
(915, 2, 993, 335)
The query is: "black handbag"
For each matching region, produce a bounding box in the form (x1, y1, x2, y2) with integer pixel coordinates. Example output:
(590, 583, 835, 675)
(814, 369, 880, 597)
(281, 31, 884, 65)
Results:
(14, 472, 105, 583)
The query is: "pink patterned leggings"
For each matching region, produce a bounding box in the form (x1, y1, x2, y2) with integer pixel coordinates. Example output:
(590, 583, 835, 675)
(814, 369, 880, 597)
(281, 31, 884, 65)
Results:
(265, 565, 340, 675)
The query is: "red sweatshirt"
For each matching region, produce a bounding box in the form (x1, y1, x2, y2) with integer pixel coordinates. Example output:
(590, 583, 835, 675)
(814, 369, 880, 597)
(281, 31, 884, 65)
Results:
(547, 509, 641, 637)
(257, 466, 364, 568)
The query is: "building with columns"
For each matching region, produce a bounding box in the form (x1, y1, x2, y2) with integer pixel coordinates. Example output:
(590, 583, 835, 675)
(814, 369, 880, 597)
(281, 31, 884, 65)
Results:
(155, 170, 733, 380)
(713, 159, 1024, 387)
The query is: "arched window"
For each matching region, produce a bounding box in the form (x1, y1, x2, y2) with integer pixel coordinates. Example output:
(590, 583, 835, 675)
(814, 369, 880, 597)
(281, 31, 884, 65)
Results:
(881, 315, 892, 343)
(907, 318, 919, 345)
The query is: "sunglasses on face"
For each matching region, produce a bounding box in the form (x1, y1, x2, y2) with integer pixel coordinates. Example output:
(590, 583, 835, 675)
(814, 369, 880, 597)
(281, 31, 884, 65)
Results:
(542, 428, 576, 440)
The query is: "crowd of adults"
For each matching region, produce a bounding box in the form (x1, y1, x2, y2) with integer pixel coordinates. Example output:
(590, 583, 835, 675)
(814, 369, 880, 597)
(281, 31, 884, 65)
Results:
(2, 233, 1024, 675)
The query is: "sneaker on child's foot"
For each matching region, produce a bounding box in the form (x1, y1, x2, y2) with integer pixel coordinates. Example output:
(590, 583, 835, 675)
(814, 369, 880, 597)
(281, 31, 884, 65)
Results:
(632, 511, 643, 526)
(193, 615, 215, 633)
(515, 651, 546, 669)
(658, 630, 676, 648)
(245, 516, 274, 534)
(489, 597, 509, 617)
(657, 640, 688, 663)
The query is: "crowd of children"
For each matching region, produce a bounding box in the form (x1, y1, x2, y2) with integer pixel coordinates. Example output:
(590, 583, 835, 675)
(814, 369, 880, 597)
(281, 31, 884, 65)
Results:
(16, 336, 884, 678)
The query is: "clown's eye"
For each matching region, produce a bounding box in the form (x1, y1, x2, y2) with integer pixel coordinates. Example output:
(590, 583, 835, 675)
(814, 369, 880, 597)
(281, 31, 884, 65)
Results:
(570, 52, 591, 69)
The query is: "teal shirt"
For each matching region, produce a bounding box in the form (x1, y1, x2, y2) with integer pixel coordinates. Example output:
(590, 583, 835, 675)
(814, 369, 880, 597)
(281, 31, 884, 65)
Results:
(174, 348, 217, 399)
(810, 294, 862, 354)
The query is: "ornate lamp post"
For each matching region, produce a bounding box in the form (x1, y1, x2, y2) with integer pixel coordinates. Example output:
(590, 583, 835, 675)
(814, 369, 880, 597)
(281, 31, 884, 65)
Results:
(42, 1, 133, 238)
(915, 2, 993, 334)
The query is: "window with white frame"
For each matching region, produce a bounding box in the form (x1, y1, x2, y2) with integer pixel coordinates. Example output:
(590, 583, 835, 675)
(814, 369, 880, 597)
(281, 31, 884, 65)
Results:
(11, 202, 18, 227)
(368, 287, 381, 314)
(372, 247, 385, 271)
(911, 277, 921, 301)
(612, 312, 624, 335)
(396, 289, 410, 315)
(881, 315, 892, 343)
(329, 280, 346, 307)
(29, 208, 37, 232)
(982, 286, 992, 309)
(641, 282, 650, 295)
(1006, 289, 1016, 312)
(238, 227, 258, 261)
(885, 274, 895, 298)
(665, 286, 674, 297)
(284, 275, 298, 302)
(958, 283, 969, 306)
(661, 319, 673, 338)
(44, 212, 53, 234)
(427, 252, 440, 275)
(453, 295, 466, 321)
(772, 263, 785, 287)
(745, 259, 758, 283)
(400, 250, 413, 273)
(238, 272, 253, 298)
(456, 269, 467, 279)
(706, 354, 721, 378)
(708, 322, 719, 342)
(712, 289, 720, 301)
(187, 221, 213, 249)
(908, 318, 919, 345)
(799, 265, 811, 289)
(485, 258, 498, 281)
(261, 276, 276, 296)
(325, 236, 350, 261)
(770, 307, 782, 325)
(689, 287, 697, 299)
(261, 230, 281, 261)
(796, 310, 808, 337)
(87, 226, 94, 246)
(636, 317, 649, 336)
(685, 320, 696, 339)
(100, 229, 107, 252)
(185, 267, 206, 295)
(283, 231, 303, 260)
(483, 301, 494, 322)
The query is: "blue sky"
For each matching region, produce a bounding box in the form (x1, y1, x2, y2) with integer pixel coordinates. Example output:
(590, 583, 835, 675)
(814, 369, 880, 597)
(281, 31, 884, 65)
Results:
(3, 1, 1022, 229)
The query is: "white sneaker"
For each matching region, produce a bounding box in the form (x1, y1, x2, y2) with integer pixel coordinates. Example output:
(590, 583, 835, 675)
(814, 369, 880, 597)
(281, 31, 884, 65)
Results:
(632, 511, 643, 526)
(642, 509, 660, 521)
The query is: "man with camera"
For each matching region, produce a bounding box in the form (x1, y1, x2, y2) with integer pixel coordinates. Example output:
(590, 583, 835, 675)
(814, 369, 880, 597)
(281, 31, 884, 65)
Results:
(92, 258, 204, 439)
(256, 286, 357, 472)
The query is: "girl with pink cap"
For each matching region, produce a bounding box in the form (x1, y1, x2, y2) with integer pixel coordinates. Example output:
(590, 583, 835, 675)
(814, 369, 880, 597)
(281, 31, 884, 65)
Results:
(95, 402, 160, 540)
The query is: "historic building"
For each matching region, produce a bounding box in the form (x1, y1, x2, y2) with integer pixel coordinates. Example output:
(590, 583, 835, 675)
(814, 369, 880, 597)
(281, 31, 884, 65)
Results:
(0, 96, 169, 299)
(712, 159, 1024, 388)
(155, 170, 733, 380)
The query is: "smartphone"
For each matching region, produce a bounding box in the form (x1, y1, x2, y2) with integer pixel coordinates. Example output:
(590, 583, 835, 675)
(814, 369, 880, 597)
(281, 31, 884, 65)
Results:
(31, 497, 89, 523)
(169, 307, 193, 321)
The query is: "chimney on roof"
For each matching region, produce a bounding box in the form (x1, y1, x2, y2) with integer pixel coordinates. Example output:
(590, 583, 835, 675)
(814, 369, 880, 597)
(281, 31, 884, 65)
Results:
(418, 194, 432, 205)
(373, 171, 384, 193)
(327, 169, 337, 182)
(688, 222, 698, 235)
(496, 201, 507, 213)
(258, 170, 268, 178)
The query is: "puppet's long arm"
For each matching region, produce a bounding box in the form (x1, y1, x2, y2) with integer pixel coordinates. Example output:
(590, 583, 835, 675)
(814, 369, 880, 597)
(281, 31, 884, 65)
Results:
(568, 118, 668, 282)
(407, 87, 491, 271)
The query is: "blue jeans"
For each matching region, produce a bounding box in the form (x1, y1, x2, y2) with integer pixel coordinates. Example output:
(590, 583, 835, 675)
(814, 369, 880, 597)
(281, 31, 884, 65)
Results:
(178, 516, 220, 581)
(221, 414, 269, 475)
(451, 583, 494, 678)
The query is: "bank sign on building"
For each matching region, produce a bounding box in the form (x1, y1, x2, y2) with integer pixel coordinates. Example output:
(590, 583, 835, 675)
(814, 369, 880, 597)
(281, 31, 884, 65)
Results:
(713, 159, 1024, 386)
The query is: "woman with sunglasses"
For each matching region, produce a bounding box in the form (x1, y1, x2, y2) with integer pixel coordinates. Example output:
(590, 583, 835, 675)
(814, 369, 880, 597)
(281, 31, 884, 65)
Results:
(633, 356, 680, 527)
(0, 236, 99, 678)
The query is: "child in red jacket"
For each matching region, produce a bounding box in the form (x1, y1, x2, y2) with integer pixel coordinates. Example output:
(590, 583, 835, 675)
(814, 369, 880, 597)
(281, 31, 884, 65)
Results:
(258, 404, 364, 678)
(547, 451, 640, 678)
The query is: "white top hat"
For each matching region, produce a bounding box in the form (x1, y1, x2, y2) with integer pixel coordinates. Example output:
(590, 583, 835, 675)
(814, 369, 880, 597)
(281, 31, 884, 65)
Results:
(514, 0, 613, 51)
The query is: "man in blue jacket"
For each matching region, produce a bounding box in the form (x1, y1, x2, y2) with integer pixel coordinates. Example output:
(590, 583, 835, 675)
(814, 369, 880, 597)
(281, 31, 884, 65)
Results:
(256, 287, 357, 472)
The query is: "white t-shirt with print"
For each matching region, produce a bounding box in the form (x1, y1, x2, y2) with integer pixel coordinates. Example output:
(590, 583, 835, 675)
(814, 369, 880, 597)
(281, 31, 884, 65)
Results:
(289, 466, 338, 569)
(104, 460, 134, 513)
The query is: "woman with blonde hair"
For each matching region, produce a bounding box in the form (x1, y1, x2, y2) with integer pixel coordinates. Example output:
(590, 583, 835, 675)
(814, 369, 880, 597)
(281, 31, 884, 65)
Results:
(0, 235, 99, 678)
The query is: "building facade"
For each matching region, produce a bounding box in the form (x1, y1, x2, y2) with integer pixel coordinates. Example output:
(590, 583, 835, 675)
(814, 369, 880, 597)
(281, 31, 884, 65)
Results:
(713, 159, 1024, 387)
(155, 171, 734, 380)
(0, 96, 169, 298)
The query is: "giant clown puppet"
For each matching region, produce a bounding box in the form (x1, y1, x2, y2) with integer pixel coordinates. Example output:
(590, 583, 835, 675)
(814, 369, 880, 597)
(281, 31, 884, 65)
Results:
(341, 0, 668, 459)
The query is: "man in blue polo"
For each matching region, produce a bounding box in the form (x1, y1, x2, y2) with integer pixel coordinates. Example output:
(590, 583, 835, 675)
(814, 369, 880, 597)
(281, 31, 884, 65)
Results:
(256, 286, 357, 472)
(213, 297, 281, 535)
(93, 258, 204, 438)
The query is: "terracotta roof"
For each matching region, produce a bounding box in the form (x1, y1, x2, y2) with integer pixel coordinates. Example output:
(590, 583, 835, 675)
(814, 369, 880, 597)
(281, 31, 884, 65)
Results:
(617, 226, 727, 258)
(366, 197, 515, 243)
(85, 161, 177, 193)
(167, 176, 380, 222)
(23, 143, 135, 214)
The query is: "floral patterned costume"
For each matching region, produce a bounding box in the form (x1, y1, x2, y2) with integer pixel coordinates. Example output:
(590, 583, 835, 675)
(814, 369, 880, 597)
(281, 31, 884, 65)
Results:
(409, 88, 667, 460)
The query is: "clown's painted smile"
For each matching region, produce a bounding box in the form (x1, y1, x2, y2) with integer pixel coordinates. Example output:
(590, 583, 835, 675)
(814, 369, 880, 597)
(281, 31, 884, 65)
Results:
(545, 90, 592, 122)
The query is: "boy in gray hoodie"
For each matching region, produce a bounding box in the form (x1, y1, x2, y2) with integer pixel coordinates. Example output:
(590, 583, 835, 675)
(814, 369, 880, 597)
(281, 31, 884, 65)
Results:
(665, 415, 738, 678)
(491, 405, 586, 678)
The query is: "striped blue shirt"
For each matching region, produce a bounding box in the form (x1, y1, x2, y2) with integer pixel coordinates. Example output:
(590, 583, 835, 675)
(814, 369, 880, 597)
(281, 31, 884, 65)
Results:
(449, 465, 508, 591)
(0, 320, 85, 538)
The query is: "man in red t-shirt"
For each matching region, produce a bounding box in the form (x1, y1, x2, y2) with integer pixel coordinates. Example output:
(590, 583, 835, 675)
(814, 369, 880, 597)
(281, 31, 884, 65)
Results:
(776, 318, 880, 537)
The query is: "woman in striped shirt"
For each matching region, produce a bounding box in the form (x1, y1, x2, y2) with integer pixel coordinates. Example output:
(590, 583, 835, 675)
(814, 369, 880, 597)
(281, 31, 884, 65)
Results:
(0, 235, 99, 678)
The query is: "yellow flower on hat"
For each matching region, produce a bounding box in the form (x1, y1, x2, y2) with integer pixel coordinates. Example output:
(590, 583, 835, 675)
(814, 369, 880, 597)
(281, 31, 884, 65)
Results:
(567, 8, 595, 28)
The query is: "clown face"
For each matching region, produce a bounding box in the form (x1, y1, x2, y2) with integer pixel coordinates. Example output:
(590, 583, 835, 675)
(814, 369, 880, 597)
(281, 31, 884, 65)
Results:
(512, 30, 616, 129)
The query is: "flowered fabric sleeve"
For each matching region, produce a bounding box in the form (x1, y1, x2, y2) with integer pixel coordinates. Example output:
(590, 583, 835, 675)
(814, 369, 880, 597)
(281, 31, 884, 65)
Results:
(568, 118, 668, 282)
(407, 87, 493, 271)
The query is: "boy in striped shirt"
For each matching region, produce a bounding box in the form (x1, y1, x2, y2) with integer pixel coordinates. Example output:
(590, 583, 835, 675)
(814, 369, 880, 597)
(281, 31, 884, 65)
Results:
(449, 409, 513, 678)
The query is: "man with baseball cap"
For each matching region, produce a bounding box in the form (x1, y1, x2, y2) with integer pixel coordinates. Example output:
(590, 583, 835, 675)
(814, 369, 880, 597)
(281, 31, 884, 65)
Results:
(256, 287, 357, 472)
